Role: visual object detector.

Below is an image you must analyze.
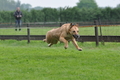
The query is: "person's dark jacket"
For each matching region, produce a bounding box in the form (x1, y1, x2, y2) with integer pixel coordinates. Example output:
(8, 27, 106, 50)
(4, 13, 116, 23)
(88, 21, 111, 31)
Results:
(14, 10, 23, 20)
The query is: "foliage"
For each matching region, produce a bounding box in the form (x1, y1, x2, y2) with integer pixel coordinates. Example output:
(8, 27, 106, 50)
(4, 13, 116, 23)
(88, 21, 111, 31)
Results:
(76, 0, 98, 9)
(0, 0, 16, 11)
(0, 0, 43, 11)
(0, 0, 31, 11)
(21, 3, 32, 10)
(0, 0, 120, 22)
(41, 8, 59, 22)
(0, 6, 120, 23)
(0, 40, 120, 80)
(116, 4, 120, 8)
(33, 6, 44, 10)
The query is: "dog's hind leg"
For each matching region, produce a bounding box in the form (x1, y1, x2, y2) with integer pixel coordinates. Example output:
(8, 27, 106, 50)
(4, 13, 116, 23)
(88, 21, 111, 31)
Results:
(48, 43, 53, 47)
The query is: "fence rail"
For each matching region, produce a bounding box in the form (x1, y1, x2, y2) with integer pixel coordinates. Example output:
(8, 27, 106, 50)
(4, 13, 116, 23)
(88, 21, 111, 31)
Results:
(0, 35, 120, 42)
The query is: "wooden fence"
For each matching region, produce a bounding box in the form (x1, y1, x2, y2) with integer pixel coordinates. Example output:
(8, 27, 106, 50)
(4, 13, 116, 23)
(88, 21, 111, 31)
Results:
(0, 20, 120, 46)
(0, 35, 120, 42)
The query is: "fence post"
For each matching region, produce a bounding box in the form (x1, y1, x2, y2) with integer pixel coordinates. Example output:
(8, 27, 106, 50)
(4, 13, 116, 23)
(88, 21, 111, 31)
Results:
(27, 23, 30, 43)
(94, 20, 99, 46)
(98, 18, 104, 45)
(60, 23, 62, 27)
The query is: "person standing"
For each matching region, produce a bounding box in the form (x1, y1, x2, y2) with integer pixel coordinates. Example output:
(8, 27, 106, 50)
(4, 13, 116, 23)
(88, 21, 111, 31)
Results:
(14, 7, 23, 31)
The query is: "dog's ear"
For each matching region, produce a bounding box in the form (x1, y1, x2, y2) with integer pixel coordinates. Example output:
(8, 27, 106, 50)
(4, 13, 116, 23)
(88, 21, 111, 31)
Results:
(69, 23, 73, 29)
(75, 23, 79, 27)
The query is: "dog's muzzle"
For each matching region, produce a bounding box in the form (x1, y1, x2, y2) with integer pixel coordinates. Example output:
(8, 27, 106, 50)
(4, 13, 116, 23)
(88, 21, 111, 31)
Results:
(73, 35, 80, 40)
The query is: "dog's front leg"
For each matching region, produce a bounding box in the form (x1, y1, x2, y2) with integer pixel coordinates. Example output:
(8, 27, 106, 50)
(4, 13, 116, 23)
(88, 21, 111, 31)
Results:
(72, 38, 82, 51)
(59, 37, 68, 49)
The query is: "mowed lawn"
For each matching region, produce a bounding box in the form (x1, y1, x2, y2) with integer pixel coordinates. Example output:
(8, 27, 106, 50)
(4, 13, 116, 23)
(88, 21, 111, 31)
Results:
(0, 40, 120, 80)
(0, 26, 120, 80)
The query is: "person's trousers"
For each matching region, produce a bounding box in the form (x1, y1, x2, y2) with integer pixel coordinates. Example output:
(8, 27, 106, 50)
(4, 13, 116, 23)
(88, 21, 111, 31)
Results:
(15, 19, 22, 29)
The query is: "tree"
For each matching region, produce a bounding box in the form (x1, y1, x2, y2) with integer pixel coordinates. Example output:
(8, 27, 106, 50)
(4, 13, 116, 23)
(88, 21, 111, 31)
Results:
(116, 4, 120, 8)
(16, 0, 21, 7)
(0, 0, 32, 11)
(0, 0, 16, 11)
(76, 0, 98, 9)
(33, 6, 43, 10)
(21, 3, 32, 10)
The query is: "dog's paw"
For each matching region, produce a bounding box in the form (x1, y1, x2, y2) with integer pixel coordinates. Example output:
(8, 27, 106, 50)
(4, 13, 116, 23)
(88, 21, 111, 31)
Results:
(64, 46, 68, 49)
(78, 48, 82, 51)
(48, 43, 52, 47)
(48, 44, 50, 47)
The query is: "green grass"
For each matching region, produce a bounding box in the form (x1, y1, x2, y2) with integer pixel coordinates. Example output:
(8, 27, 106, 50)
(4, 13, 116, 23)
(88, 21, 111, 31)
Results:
(0, 26, 120, 35)
(0, 40, 120, 80)
(0, 27, 54, 35)
(80, 26, 120, 35)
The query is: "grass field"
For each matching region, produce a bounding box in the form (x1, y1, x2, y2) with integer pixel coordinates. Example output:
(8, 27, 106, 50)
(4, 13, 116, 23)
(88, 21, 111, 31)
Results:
(0, 26, 120, 80)
(0, 26, 120, 35)
(0, 40, 120, 80)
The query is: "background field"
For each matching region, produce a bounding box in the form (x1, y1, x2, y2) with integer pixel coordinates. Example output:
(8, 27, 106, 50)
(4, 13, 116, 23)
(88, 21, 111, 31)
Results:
(0, 40, 120, 80)
(0, 26, 120, 35)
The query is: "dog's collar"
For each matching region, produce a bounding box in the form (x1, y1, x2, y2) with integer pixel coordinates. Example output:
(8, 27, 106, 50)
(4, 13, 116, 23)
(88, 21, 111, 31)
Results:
(67, 31, 70, 35)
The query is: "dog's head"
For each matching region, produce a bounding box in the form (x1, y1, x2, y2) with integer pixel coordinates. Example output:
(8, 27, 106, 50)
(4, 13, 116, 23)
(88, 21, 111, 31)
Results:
(68, 23, 80, 39)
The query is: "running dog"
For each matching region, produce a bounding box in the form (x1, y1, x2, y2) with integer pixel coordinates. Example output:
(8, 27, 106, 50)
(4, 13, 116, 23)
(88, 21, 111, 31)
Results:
(43, 23, 82, 51)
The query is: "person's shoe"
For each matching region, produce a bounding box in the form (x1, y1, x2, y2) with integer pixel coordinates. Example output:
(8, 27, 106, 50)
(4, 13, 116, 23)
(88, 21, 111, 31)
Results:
(15, 29, 17, 31)
(19, 29, 21, 31)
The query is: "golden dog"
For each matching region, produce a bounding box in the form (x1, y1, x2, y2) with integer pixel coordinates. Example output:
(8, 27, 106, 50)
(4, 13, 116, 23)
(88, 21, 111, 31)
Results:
(43, 23, 82, 51)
